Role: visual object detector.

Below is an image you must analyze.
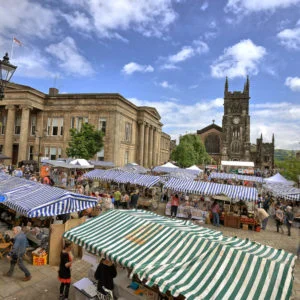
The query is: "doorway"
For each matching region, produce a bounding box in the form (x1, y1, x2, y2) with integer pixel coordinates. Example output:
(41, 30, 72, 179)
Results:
(12, 144, 19, 165)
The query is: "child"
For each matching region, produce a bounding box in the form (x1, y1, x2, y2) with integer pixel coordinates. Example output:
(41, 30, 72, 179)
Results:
(58, 241, 73, 300)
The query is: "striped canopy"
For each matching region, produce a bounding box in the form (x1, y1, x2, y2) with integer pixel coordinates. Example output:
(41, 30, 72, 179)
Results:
(164, 178, 258, 201)
(264, 184, 300, 201)
(0, 175, 97, 217)
(64, 210, 295, 300)
(153, 164, 201, 176)
(209, 172, 264, 183)
(84, 170, 160, 188)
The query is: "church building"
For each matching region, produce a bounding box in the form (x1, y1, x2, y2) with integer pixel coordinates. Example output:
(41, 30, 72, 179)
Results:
(197, 78, 274, 170)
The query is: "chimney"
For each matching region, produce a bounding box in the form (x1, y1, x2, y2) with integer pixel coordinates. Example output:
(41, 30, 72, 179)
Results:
(49, 88, 59, 96)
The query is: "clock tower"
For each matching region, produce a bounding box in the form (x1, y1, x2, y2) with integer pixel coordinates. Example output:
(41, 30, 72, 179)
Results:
(222, 77, 251, 161)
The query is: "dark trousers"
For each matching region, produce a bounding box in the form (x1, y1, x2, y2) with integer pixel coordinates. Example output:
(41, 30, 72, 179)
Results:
(60, 282, 70, 298)
(8, 256, 31, 277)
(286, 222, 292, 236)
(276, 219, 284, 233)
(114, 201, 120, 209)
(171, 205, 178, 217)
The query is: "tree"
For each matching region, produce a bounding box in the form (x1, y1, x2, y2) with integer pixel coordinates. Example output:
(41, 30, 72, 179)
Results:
(275, 157, 300, 183)
(171, 134, 211, 167)
(66, 123, 104, 160)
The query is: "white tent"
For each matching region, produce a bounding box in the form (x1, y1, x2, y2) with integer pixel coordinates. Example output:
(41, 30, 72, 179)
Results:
(264, 173, 294, 185)
(160, 162, 178, 168)
(186, 165, 204, 172)
(69, 159, 94, 168)
(221, 161, 254, 167)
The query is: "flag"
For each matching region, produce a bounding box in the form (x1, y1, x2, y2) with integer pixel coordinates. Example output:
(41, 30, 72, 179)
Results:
(13, 37, 22, 46)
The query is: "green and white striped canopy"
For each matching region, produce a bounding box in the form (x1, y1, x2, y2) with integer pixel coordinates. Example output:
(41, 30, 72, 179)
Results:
(64, 210, 295, 300)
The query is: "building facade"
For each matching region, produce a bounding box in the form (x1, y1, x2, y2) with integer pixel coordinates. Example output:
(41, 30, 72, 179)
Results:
(0, 83, 171, 167)
(197, 78, 274, 169)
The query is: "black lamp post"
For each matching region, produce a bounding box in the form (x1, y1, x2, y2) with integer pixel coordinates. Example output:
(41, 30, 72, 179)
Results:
(0, 53, 17, 100)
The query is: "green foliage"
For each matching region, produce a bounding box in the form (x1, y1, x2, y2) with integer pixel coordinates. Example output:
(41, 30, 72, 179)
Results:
(66, 123, 104, 160)
(275, 157, 300, 183)
(275, 149, 295, 161)
(170, 134, 211, 167)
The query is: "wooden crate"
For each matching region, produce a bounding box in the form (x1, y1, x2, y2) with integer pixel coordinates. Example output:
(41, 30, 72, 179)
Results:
(242, 224, 249, 231)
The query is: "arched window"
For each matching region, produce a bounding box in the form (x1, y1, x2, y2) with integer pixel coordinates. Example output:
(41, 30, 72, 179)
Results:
(205, 134, 220, 154)
(231, 141, 240, 153)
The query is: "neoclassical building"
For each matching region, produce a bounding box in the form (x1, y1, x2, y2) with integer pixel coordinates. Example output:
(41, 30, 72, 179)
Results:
(0, 83, 171, 167)
(197, 78, 275, 169)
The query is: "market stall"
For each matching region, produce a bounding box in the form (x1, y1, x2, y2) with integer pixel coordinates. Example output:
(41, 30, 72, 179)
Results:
(64, 209, 296, 300)
(209, 172, 264, 184)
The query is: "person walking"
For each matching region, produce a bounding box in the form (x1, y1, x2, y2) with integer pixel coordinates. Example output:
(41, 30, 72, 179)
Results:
(130, 190, 139, 209)
(275, 206, 284, 234)
(113, 188, 121, 209)
(4, 226, 31, 281)
(95, 257, 117, 299)
(285, 206, 294, 237)
(255, 207, 269, 230)
(58, 241, 73, 300)
(211, 201, 220, 227)
(170, 194, 180, 218)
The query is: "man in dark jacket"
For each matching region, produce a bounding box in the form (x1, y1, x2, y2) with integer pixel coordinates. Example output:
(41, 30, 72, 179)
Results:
(95, 257, 117, 297)
(4, 226, 31, 281)
(130, 190, 139, 209)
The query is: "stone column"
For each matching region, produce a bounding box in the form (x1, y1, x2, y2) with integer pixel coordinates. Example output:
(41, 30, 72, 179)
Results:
(152, 127, 158, 166)
(3, 105, 16, 164)
(18, 105, 32, 162)
(138, 121, 145, 166)
(63, 113, 71, 157)
(148, 126, 153, 168)
(143, 124, 149, 168)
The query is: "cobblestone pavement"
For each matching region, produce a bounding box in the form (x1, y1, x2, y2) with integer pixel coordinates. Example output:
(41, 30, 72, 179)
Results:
(0, 204, 299, 299)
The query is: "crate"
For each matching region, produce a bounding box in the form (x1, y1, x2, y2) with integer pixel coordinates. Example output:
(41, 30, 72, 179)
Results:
(242, 224, 248, 231)
(33, 254, 47, 266)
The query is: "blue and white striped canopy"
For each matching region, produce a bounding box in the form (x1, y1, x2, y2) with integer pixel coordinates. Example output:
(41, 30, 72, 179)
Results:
(0, 176, 97, 217)
(84, 170, 161, 188)
(153, 165, 201, 176)
(264, 184, 300, 201)
(164, 178, 258, 201)
(209, 172, 264, 183)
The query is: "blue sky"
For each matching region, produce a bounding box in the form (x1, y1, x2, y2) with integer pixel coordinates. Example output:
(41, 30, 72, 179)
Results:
(0, 0, 300, 150)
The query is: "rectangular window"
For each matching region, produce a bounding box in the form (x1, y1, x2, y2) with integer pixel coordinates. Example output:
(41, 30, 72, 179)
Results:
(58, 148, 62, 158)
(47, 117, 64, 136)
(125, 122, 132, 142)
(15, 113, 21, 135)
(124, 150, 129, 165)
(50, 147, 57, 160)
(52, 118, 58, 136)
(28, 145, 34, 160)
(97, 148, 104, 161)
(44, 147, 49, 157)
(98, 118, 106, 135)
(0, 145, 3, 153)
(0, 115, 6, 135)
(30, 115, 37, 136)
(71, 117, 88, 130)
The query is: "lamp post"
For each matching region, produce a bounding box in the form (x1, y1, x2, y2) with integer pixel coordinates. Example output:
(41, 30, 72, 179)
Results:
(0, 53, 17, 100)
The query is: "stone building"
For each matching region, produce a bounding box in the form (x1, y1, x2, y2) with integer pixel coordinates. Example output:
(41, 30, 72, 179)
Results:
(197, 78, 274, 169)
(0, 82, 171, 167)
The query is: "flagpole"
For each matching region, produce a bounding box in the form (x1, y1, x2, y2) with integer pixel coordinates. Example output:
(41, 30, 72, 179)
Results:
(10, 37, 14, 61)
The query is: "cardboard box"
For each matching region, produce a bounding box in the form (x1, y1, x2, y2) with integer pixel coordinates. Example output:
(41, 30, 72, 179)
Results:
(242, 224, 248, 231)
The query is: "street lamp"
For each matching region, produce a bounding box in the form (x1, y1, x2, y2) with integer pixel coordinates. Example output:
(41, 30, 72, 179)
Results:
(0, 53, 17, 100)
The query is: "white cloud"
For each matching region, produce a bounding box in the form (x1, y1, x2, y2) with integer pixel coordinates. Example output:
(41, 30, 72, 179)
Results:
(210, 39, 266, 78)
(225, 0, 300, 14)
(46, 37, 95, 76)
(169, 46, 195, 63)
(285, 77, 300, 91)
(62, 0, 178, 39)
(159, 81, 175, 89)
(122, 62, 154, 75)
(200, 1, 209, 11)
(61, 11, 93, 32)
(277, 24, 300, 50)
(0, 1, 58, 39)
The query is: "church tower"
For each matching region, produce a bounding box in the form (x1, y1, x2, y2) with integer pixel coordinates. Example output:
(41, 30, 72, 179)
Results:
(222, 77, 251, 161)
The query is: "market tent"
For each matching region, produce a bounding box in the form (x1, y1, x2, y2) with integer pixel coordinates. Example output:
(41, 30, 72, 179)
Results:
(84, 169, 160, 188)
(116, 163, 150, 174)
(89, 161, 115, 168)
(264, 184, 300, 201)
(209, 172, 264, 183)
(153, 163, 201, 176)
(264, 173, 294, 185)
(164, 178, 258, 201)
(0, 175, 97, 217)
(186, 165, 204, 172)
(43, 159, 94, 169)
(69, 159, 94, 168)
(221, 161, 255, 167)
(64, 210, 295, 300)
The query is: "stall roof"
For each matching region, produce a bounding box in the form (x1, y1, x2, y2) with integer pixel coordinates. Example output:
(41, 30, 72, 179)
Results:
(221, 161, 255, 167)
(264, 173, 295, 186)
(209, 172, 263, 183)
(64, 210, 295, 300)
(0, 175, 97, 217)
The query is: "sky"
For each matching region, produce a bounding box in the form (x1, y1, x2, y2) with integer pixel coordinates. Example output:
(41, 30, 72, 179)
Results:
(0, 0, 300, 150)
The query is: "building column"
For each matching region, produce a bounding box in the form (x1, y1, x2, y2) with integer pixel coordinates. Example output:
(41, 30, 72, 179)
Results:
(3, 105, 16, 164)
(138, 121, 145, 166)
(152, 127, 158, 166)
(18, 105, 32, 162)
(148, 126, 153, 168)
(143, 124, 149, 168)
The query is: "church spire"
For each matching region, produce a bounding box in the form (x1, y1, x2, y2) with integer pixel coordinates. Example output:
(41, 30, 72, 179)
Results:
(261, 133, 263, 140)
(224, 76, 228, 96)
(272, 133, 275, 144)
(244, 75, 249, 95)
